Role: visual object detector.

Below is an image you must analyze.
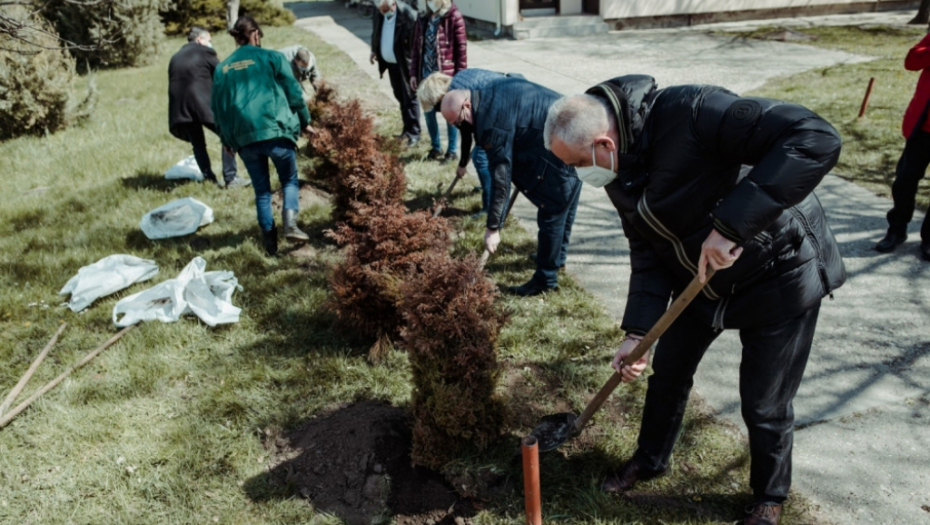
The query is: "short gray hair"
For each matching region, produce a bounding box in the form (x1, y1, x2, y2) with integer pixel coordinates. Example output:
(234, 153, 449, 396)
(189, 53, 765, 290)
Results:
(377, 0, 395, 8)
(544, 94, 611, 150)
(417, 72, 453, 112)
(187, 26, 209, 43)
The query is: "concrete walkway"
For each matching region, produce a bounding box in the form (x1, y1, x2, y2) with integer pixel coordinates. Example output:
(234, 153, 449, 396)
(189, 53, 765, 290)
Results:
(290, 4, 930, 523)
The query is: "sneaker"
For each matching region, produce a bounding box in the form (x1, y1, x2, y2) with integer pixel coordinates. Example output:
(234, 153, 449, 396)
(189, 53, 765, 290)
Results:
(427, 149, 444, 161)
(405, 135, 420, 148)
(224, 177, 251, 189)
(440, 151, 459, 165)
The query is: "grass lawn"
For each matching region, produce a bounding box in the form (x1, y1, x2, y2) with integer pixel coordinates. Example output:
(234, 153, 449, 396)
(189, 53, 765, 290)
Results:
(736, 25, 930, 210)
(0, 21, 842, 525)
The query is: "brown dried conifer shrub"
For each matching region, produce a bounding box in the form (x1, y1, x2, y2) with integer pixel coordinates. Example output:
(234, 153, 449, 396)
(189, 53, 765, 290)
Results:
(327, 204, 452, 356)
(305, 83, 405, 229)
(397, 252, 508, 469)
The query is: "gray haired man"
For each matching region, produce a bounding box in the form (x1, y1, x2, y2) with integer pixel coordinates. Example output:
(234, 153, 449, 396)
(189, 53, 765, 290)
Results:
(545, 75, 845, 525)
(278, 44, 320, 103)
(370, 0, 420, 146)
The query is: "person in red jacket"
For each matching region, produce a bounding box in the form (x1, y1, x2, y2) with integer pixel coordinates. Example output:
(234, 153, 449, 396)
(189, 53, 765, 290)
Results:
(409, 0, 467, 164)
(875, 32, 930, 260)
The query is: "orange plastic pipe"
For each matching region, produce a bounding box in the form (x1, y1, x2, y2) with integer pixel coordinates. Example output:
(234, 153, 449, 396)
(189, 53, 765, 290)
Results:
(858, 77, 875, 118)
(522, 436, 542, 525)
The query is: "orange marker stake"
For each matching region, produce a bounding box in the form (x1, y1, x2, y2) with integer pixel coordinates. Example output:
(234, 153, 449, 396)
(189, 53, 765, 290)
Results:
(522, 435, 542, 525)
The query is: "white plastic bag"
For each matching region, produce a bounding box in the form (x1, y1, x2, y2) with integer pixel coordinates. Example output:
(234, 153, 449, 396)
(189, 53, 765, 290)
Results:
(140, 197, 214, 240)
(112, 257, 242, 328)
(59, 255, 159, 312)
(164, 155, 204, 181)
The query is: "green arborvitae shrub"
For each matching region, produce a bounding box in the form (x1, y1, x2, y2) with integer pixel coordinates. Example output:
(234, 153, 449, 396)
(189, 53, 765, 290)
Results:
(160, 0, 294, 35)
(43, 0, 165, 69)
(398, 252, 508, 470)
(0, 7, 97, 139)
(327, 204, 452, 360)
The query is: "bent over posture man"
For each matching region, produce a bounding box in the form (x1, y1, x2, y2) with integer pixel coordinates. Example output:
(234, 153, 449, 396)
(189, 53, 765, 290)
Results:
(441, 78, 582, 296)
(544, 75, 846, 525)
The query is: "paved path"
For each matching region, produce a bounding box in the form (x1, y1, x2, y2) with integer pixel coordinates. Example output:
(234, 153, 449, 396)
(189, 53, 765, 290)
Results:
(290, 4, 930, 523)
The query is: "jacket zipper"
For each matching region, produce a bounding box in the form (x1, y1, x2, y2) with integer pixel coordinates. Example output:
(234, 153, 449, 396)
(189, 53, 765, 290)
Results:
(789, 206, 834, 299)
(637, 195, 721, 301)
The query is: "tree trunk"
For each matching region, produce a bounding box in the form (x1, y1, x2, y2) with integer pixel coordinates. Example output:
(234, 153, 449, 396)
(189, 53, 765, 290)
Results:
(908, 0, 930, 25)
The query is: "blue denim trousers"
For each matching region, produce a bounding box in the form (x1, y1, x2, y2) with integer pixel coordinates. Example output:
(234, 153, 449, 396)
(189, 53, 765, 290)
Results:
(471, 146, 491, 211)
(532, 180, 582, 288)
(238, 138, 299, 232)
(424, 108, 458, 154)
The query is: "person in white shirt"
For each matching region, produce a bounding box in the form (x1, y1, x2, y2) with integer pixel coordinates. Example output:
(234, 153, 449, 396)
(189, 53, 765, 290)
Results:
(370, 0, 420, 146)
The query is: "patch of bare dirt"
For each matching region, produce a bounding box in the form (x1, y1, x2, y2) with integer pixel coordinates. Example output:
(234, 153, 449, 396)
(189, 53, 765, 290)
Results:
(262, 401, 475, 525)
(271, 182, 331, 210)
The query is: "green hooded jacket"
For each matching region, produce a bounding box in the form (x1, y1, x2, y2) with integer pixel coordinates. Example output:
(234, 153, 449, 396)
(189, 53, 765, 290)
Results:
(211, 45, 311, 151)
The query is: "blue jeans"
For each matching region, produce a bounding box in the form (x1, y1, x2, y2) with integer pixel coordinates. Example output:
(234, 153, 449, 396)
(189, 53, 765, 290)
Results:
(238, 138, 299, 232)
(471, 146, 491, 211)
(424, 108, 458, 154)
(532, 180, 582, 288)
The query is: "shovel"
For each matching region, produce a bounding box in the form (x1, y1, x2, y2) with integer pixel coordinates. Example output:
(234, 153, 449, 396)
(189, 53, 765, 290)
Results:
(530, 268, 715, 452)
(432, 171, 467, 218)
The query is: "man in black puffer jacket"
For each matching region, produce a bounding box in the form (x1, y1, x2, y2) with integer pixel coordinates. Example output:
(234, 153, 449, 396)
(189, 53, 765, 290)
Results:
(441, 78, 582, 296)
(544, 75, 845, 525)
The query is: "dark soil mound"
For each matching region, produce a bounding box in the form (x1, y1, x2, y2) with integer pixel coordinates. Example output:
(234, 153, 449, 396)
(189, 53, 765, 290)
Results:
(262, 401, 473, 525)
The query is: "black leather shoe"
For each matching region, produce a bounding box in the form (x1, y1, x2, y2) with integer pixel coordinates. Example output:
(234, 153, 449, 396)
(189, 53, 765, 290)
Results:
(405, 135, 420, 148)
(440, 151, 459, 165)
(427, 148, 444, 161)
(744, 503, 782, 525)
(601, 459, 667, 494)
(507, 280, 558, 297)
(921, 242, 930, 261)
(261, 225, 278, 256)
(874, 230, 907, 253)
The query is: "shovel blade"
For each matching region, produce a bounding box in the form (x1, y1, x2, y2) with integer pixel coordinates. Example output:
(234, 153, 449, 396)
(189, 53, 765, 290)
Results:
(529, 412, 578, 452)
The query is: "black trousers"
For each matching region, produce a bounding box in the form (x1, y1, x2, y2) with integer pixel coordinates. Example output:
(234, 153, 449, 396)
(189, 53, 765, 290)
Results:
(174, 122, 237, 183)
(385, 61, 420, 138)
(887, 127, 930, 243)
(632, 303, 821, 504)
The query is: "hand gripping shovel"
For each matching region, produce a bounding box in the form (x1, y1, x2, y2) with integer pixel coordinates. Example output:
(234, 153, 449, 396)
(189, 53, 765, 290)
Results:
(530, 268, 715, 452)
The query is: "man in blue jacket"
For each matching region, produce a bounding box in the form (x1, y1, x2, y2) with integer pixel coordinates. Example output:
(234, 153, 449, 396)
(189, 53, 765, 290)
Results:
(440, 78, 581, 296)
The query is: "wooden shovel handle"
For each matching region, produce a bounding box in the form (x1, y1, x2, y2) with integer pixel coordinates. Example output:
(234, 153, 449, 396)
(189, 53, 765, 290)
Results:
(0, 323, 67, 416)
(573, 268, 715, 432)
(432, 172, 465, 218)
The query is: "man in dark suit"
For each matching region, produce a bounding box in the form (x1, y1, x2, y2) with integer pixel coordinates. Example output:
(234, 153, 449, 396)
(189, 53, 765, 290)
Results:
(168, 27, 249, 188)
(370, 0, 420, 147)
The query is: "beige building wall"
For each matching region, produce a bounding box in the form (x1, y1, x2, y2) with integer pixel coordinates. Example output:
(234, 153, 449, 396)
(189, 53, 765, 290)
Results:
(601, 0, 896, 20)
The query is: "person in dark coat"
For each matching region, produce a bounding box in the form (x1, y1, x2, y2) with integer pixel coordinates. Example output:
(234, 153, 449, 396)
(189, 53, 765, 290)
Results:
(441, 78, 582, 296)
(370, 0, 420, 147)
(544, 75, 846, 525)
(409, 0, 466, 163)
(168, 27, 248, 188)
(874, 32, 930, 260)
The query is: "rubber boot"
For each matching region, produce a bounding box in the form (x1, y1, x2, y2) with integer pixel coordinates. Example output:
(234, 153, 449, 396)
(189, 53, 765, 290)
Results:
(261, 225, 278, 256)
(282, 209, 310, 242)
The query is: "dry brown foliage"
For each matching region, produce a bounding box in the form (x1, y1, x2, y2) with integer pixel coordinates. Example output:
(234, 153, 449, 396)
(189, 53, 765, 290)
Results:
(305, 83, 406, 229)
(327, 204, 453, 354)
(397, 252, 508, 469)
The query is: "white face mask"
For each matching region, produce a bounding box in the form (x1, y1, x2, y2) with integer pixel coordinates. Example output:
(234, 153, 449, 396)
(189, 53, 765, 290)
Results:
(384, 9, 395, 18)
(204, 41, 213, 49)
(427, 0, 440, 11)
(574, 144, 617, 188)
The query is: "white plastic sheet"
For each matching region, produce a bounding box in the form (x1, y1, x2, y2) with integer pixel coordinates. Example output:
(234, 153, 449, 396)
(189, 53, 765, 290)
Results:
(112, 257, 242, 328)
(59, 255, 159, 312)
(164, 155, 204, 181)
(140, 197, 214, 240)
